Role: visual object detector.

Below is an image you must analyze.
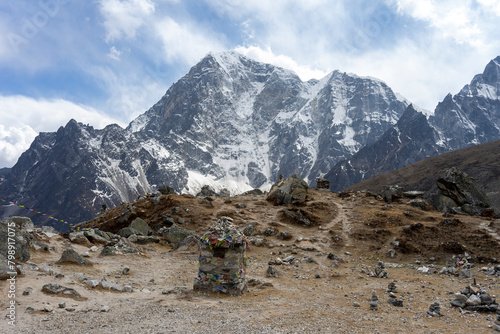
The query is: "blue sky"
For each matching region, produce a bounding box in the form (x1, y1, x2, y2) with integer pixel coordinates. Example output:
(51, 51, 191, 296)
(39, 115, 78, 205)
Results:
(1, 0, 500, 168)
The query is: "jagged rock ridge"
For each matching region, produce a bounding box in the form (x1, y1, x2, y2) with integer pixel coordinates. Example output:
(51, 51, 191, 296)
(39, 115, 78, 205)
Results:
(326, 56, 500, 191)
(0, 51, 409, 228)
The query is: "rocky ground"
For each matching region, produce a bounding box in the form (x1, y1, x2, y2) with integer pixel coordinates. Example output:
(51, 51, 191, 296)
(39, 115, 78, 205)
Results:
(1, 189, 500, 333)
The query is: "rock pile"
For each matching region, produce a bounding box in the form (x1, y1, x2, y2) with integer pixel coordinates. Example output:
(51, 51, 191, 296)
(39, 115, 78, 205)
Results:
(484, 265, 500, 277)
(450, 284, 498, 312)
(194, 217, 248, 296)
(370, 261, 388, 278)
(426, 302, 443, 317)
(370, 290, 378, 310)
(439, 254, 473, 277)
(316, 178, 330, 190)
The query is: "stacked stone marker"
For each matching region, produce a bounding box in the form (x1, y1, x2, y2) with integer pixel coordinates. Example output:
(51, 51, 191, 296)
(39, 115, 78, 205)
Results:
(194, 217, 247, 296)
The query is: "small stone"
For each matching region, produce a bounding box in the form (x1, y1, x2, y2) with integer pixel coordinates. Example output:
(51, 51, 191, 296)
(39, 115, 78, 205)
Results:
(100, 305, 110, 312)
(353, 302, 360, 307)
(122, 267, 130, 275)
(43, 305, 53, 312)
(73, 273, 86, 281)
(58, 302, 66, 309)
(85, 279, 99, 288)
(466, 294, 481, 306)
(90, 246, 99, 252)
(22, 287, 34, 296)
(266, 266, 279, 278)
(56, 248, 91, 266)
(123, 285, 133, 293)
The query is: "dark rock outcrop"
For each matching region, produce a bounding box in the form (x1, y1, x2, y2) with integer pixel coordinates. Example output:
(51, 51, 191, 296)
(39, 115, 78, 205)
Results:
(267, 174, 308, 205)
(430, 167, 491, 215)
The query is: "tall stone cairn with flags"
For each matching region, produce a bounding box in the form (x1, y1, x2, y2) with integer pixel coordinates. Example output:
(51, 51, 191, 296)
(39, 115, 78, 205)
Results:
(194, 216, 248, 296)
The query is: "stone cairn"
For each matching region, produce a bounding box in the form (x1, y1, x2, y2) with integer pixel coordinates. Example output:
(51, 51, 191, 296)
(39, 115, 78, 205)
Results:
(449, 282, 498, 312)
(194, 217, 248, 296)
(386, 281, 403, 307)
(316, 178, 330, 190)
(371, 260, 389, 278)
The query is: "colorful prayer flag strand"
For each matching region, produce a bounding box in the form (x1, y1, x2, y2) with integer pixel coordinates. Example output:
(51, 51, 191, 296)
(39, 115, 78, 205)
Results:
(0, 198, 73, 226)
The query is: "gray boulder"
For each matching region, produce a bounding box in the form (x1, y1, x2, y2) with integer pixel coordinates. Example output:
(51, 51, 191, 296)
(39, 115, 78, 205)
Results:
(0, 223, 30, 262)
(267, 174, 308, 205)
(380, 185, 404, 203)
(129, 218, 151, 236)
(158, 185, 176, 195)
(243, 189, 263, 195)
(41, 283, 83, 300)
(196, 185, 217, 197)
(162, 223, 198, 250)
(431, 167, 491, 215)
(68, 231, 92, 246)
(0, 255, 13, 280)
(41, 225, 60, 236)
(3, 216, 35, 232)
(99, 238, 138, 256)
(117, 227, 141, 238)
(56, 248, 91, 265)
(83, 229, 111, 244)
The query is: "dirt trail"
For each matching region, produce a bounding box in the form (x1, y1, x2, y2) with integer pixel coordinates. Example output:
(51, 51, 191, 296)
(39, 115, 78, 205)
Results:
(325, 199, 353, 249)
(479, 221, 500, 242)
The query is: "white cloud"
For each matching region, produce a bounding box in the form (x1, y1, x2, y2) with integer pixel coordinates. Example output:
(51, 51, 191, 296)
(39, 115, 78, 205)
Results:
(155, 17, 226, 65)
(106, 46, 121, 61)
(0, 95, 124, 167)
(394, 0, 484, 46)
(235, 45, 328, 81)
(99, 0, 155, 42)
(478, 0, 500, 16)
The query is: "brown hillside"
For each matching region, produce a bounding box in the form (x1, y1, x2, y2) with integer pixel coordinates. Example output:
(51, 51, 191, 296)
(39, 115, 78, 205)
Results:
(3, 190, 500, 333)
(345, 140, 500, 209)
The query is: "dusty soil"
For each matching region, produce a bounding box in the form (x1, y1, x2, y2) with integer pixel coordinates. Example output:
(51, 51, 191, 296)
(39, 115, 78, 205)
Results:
(1, 190, 500, 333)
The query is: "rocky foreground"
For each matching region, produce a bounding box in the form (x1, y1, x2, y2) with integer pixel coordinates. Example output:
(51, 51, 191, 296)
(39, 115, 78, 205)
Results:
(1, 187, 500, 333)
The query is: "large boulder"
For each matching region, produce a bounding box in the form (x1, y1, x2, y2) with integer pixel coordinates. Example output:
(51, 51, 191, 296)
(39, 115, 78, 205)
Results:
(56, 248, 91, 265)
(380, 185, 404, 203)
(431, 167, 491, 215)
(83, 229, 111, 244)
(266, 174, 308, 205)
(128, 218, 151, 236)
(3, 216, 35, 232)
(158, 185, 176, 195)
(0, 223, 30, 262)
(196, 185, 217, 197)
(0, 255, 13, 280)
(162, 223, 198, 250)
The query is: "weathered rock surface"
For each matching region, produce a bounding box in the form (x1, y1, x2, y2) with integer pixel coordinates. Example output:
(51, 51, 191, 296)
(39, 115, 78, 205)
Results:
(431, 167, 491, 215)
(267, 174, 308, 205)
(0, 223, 30, 262)
(41, 283, 84, 300)
(162, 224, 198, 250)
(56, 248, 91, 266)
